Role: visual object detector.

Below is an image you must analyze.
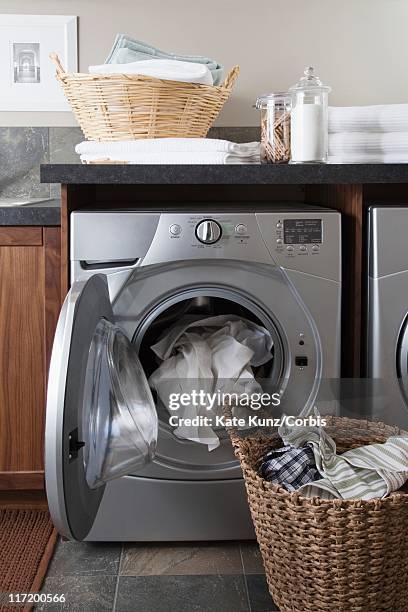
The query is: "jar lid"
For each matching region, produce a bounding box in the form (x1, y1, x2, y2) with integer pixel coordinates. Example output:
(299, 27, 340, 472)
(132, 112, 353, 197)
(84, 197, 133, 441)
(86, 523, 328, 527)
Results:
(255, 91, 291, 109)
(289, 66, 331, 93)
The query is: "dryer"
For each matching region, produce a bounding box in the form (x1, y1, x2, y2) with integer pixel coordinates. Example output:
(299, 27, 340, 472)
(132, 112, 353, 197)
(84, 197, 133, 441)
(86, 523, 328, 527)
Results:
(367, 205, 408, 428)
(45, 204, 341, 541)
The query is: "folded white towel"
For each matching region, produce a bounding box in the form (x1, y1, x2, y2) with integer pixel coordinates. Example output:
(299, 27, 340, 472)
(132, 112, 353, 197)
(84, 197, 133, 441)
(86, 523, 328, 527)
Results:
(329, 104, 408, 133)
(76, 139, 260, 156)
(89, 59, 213, 85)
(329, 132, 408, 155)
(328, 154, 408, 164)
(76, 139, 260, 164)
(80, 151, 260, 165)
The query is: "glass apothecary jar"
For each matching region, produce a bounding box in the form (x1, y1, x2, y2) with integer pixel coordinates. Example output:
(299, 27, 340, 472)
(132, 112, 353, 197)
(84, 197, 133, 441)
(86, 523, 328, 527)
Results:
(256, 93, 291, 164)
(289, 67, 331, 164)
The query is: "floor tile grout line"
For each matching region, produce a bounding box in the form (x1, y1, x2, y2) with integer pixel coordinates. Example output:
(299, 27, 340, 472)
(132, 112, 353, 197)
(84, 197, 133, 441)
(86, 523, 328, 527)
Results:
(118, 542, 124, 575)
(111, 544, 123, 612)
(238, 543, 245, 574)
(239, 544, 252, 612)
(112, 574, 120, 612)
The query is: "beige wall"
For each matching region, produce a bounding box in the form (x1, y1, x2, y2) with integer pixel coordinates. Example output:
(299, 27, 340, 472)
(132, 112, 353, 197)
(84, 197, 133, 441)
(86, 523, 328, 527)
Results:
(1, 0, 407, 126)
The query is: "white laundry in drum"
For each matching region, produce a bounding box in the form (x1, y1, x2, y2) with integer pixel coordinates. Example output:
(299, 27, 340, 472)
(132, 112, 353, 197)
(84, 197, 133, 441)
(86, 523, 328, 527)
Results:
(148, 315, 273, 450)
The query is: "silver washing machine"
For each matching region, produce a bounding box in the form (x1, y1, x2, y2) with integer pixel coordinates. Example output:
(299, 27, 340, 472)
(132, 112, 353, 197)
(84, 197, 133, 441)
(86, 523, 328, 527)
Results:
(45, 204, 341, 541)
(367, 205, 408, 428)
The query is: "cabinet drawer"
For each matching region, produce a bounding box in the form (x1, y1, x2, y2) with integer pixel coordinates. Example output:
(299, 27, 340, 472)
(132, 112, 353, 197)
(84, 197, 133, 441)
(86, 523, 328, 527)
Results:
(0, 227, 43, 246)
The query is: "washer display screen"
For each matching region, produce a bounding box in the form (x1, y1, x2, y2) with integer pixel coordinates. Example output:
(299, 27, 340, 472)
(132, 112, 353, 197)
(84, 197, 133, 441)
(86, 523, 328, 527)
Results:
(283, 219, 322, 244)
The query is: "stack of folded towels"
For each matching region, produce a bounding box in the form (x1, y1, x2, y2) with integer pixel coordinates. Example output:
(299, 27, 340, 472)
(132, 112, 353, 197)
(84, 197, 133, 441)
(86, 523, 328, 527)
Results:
(89, 34, 223, 86)
(329, 104, 408, 163)
(75, 139, 260, 165)
(81, 35, 255, 165)
(79, 34, 257, 165)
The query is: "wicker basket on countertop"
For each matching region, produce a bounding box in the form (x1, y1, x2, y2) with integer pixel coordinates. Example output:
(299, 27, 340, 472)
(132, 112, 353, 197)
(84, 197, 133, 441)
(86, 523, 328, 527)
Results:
(229, 415, 408, 612)
(50, 53, 239, 142)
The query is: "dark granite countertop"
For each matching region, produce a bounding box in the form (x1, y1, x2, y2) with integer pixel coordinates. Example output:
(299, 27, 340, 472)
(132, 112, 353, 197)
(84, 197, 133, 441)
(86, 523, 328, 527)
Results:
(41, 163, 408, 185)
(0, 199, 61, 226)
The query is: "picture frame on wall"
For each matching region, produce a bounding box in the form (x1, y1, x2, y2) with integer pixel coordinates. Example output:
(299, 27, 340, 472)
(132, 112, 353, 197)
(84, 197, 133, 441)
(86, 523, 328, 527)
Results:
(0, 14, 77, 111)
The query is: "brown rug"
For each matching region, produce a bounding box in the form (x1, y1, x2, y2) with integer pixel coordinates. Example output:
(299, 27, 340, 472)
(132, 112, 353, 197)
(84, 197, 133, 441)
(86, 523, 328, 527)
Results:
(0, 510, 58, 611)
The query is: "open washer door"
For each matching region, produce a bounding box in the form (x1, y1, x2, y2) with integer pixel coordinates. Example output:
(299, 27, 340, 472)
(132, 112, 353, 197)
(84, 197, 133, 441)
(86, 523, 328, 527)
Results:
(45, 274, 158, 540)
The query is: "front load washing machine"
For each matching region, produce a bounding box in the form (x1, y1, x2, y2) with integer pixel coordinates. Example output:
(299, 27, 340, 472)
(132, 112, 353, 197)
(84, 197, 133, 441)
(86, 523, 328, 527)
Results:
(367, 205, 408, 428)
(45, 204, 341, 541)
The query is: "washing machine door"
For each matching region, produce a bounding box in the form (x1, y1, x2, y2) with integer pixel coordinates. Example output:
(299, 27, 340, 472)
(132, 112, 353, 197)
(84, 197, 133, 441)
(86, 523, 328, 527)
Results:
(45, 274, 157, 540)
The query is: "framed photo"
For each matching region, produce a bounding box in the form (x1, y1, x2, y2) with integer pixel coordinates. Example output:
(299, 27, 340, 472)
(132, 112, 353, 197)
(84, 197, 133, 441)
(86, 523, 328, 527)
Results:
(0, 15, 77, 111)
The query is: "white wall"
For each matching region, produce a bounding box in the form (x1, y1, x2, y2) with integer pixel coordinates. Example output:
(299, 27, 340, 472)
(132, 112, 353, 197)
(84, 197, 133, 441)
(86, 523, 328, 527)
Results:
(0, 0, 407, 126)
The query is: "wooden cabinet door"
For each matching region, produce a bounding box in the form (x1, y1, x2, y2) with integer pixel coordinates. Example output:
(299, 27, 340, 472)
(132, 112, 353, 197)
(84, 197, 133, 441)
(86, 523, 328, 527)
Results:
(0, 227, 61, 490)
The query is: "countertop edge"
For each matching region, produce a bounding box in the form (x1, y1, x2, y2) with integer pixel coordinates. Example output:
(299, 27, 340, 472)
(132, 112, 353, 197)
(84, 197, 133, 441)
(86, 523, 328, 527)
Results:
(40, 163, 408, 185)
(0, 200, 61, 226)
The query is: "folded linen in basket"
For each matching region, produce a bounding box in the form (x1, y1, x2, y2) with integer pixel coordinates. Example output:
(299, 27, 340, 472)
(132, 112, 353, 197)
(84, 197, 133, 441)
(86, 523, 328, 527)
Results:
(329, 104, 408, 133)
(329, 132, 408, 156)
(89, 59, 213, 85)
(105, 34, 223, 85)
(278, 417, 408, 500)
(148, 315, 273, 451)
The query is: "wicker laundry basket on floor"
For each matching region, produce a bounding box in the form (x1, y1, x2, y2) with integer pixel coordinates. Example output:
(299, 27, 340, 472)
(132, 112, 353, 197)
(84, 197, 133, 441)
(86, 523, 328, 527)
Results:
(50, 53, 239, 141)
(230, 416, 408, 612)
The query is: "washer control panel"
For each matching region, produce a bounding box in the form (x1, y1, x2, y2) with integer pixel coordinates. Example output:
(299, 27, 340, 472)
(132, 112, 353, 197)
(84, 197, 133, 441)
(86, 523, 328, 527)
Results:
(275, 218, 322, 257)
(71, 208, 341, 282)
(142, 212, 273, 266)
(165, 214, 261, 251)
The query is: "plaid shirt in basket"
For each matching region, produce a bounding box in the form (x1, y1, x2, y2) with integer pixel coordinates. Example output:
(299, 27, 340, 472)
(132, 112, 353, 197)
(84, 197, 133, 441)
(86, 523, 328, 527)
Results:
(258, 445, 320, 491)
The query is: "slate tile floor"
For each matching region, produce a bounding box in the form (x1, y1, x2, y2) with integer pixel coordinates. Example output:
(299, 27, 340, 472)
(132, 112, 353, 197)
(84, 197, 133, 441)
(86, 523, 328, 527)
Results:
(36, 540, 279, 611)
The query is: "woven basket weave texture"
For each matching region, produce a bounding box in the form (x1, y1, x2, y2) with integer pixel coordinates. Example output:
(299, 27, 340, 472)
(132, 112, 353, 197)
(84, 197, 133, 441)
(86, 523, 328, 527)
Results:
(50, 53, 239, 141)
(230, 416, 408, 612)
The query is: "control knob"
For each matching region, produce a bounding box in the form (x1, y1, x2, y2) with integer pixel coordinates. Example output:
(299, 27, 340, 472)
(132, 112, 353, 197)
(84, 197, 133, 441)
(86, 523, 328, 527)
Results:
(195, 219, 222, 244)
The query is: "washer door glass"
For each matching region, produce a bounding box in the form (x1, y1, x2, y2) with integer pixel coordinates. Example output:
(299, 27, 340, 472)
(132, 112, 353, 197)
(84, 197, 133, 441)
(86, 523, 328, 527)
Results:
(45, 274, 157, 540)
(83, 318, 158, 489)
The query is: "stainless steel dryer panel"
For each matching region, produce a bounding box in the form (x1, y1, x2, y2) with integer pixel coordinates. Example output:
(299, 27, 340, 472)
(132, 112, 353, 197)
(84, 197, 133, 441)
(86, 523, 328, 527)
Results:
(367, 205, 408, 428)
(369, 206, 408, 278)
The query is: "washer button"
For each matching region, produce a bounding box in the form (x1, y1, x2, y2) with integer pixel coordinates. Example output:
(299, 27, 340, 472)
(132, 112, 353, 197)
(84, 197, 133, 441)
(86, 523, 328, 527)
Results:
(312, 245, 320, 252)
(276, 222, 283, 229)
(286, 246, 294, 252)
(169, 224, 182, 236)
(299, 245, 307, 252)
(295, 356, 308, 367)
(276, 238, 283, 245)
(235, 224, 248, 235)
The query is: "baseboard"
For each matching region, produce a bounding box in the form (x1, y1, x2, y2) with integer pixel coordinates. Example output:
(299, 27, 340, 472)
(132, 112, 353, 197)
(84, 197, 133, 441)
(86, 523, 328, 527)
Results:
(0, 489, 48, 510)
(0, 471, 45, 490)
